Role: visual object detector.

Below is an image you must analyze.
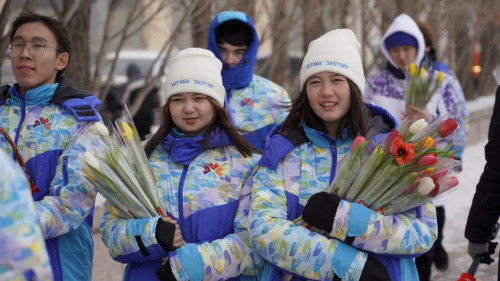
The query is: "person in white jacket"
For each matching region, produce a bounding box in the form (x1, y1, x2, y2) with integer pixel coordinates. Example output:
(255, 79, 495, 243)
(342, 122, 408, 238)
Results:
(365, 14, 468, 280)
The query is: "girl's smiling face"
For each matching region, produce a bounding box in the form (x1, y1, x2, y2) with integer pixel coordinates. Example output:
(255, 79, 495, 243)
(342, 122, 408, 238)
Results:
(306, 71, 351, 137)
(168, 92, 215, 136)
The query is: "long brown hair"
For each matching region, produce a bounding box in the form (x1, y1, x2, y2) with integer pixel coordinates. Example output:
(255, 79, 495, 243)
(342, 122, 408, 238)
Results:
(280, 78, 367, 139)
(145, 97, 257, 158)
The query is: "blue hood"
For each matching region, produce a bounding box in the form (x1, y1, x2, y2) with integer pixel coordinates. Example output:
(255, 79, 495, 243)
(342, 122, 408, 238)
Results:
(207, 11, 259, 90)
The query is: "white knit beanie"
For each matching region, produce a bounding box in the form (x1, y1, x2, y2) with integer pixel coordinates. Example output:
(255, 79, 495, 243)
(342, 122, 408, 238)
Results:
(164, 48, 225, 106)
(300, 29, 365, 93)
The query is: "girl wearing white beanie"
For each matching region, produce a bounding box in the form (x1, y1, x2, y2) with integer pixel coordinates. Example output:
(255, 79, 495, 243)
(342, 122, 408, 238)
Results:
(248, 29, 437, 281)
(100, 48, 263, 281)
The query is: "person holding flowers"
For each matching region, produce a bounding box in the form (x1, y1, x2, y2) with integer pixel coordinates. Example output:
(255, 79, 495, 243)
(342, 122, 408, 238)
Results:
(0, 12, 103, 281)
(248, 29, 437, 281)
(413, 20, 470, 280)
(364, 14, 468, 279)
(99, 48, 263, 281)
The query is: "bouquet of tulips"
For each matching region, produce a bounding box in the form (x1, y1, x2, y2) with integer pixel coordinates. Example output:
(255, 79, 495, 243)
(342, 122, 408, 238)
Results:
(81, 107, 166, 219)
(405, 62, 444, 108)
(296, 116, 460, 227)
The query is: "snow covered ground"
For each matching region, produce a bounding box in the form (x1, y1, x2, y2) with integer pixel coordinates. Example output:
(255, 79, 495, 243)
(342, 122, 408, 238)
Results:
(431, 139, 499, 281)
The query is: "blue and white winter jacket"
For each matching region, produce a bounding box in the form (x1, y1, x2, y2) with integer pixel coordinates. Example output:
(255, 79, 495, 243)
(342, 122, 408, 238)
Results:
(248, 104, 438, 281)
(207, 11, 291, 151)
(100, 128, 263, 281)
(0, 77, 103, 281)
(0, 149, 53, 281)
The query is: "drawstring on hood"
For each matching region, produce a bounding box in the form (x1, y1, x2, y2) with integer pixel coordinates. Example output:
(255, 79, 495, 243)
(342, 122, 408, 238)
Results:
(207, 11, 259, 90)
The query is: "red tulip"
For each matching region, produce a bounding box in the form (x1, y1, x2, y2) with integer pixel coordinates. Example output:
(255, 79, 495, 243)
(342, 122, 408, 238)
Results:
(437, 119, 458, 138)
(390, 135, 416, 165)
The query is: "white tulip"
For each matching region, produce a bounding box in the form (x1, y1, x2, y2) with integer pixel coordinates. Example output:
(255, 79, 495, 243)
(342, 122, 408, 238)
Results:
(419, 70, 429, 81)
(83, 151, 100, 169)
(408, 119, 428, 134)
(95, 122, 110, 137)
(417, 177, 435, 195)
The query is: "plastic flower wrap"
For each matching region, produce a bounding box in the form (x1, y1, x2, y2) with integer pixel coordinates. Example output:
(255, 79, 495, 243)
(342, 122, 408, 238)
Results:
(295, 115, 460, 228)
(405, 62, 444, 108)
(81, 107, 165, 218)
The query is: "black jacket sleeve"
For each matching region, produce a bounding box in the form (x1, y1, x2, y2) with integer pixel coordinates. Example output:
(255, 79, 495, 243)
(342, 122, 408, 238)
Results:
(465, 85, 500, 243)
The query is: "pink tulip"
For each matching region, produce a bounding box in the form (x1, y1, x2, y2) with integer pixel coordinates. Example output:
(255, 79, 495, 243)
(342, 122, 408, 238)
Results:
(439, 176, 459, 193)
(418, 153, 438, 166)
(351, 136, 366, 152)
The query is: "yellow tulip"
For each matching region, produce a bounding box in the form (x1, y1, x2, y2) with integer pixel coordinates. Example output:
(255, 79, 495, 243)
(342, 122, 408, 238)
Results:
(83, 166, 96, 181)
(408, 63, 417, 76)
(437, 71, 444, 84)
(121, 122, 134, 141)
(418, 67, 426, 78)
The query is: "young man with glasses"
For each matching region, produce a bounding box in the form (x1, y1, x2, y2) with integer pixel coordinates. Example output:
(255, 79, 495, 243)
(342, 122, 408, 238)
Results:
(207, 11, 291, 151)
(0, 12, 102, 281)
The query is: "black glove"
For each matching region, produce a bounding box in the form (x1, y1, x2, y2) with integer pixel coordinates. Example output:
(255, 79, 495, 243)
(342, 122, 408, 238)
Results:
(359, 256, 392, 281)
(156, 260, 176, 281)
(302, 192, 341, 233)
(155, 218, 177, 252)
(469, 241, 498, 265)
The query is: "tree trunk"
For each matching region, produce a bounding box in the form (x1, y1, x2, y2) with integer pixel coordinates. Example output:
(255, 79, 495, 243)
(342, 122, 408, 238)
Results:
(301, 0, 325, 54)
(0, 0, 12, 83)
(453, 7, 476, 99)
(64, 0, 92, 90)
(228, 0, 255, 19)
(269, 0, 290, 90)
(477, 8, 500, 95)
(191, 1, 211, 48)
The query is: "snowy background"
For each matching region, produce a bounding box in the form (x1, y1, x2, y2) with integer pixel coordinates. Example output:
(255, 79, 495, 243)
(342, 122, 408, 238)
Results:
(432, 139, 499, 281)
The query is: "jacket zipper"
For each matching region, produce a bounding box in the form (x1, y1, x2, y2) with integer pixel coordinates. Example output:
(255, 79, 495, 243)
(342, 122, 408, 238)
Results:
(13, 97, 26, 159)
(177, 165, 189, 240)
(329, 140, 337, 186)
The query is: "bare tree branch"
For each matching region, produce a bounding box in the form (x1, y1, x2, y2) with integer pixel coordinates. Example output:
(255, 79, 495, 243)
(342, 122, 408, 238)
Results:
(0, 0, 12, 83)
(47, 0, 62, 18)
(89, 0, 122, 93)
(62, 0, 82, 26)
(98, 0, 140, 100)
(191, 0, 211, 47)
(128, 0, 202, 117)
(21, 0, 35, 12)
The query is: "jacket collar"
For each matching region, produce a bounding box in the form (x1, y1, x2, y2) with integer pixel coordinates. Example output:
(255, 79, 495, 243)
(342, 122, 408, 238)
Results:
(163, 127, 231, 165)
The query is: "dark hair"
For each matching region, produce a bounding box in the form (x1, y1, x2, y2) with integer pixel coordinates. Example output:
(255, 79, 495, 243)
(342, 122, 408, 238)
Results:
(215, 20, 253, 47)
(145, 97, 258, 158)
(416, 20, 433, 48)
(9, 12, 72, 81)
(416, 20, 437, 62)
(280, 78, 367, 139)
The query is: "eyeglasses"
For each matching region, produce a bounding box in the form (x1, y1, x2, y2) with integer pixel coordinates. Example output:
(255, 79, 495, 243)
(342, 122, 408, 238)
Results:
(8, 40, 64, 58)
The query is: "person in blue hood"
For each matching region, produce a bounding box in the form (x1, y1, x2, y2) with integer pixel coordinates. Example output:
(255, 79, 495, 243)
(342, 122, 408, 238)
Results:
(207, 10, 291, 151)
(0, 12, 103, 281)
(100, 48, 263, 281)
(248, 29, 437, 281)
